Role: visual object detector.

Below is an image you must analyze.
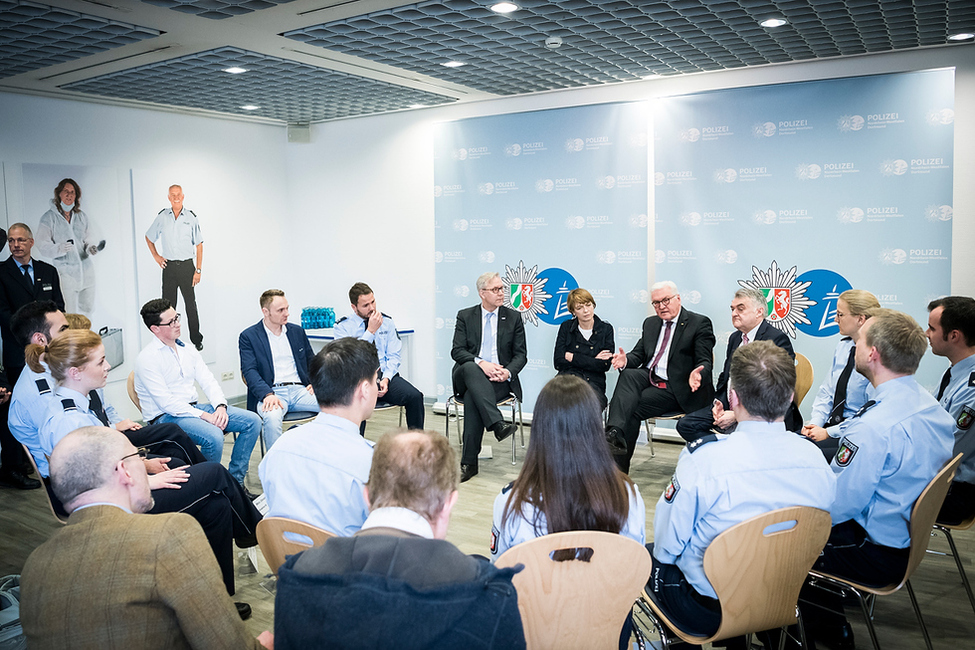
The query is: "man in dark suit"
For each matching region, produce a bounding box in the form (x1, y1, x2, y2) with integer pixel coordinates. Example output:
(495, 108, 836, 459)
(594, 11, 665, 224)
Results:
(451, 271, 527, 482)
(274, 429, 525, 650)
(676, 287, 802, 442)
(605, 281, 716, 473)
(0, 223, 64, 490)
(239, 289, 318, 449)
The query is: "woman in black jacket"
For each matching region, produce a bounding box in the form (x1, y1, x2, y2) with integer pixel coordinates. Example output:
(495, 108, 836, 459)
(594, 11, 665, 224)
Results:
(553, 288, 615, 409)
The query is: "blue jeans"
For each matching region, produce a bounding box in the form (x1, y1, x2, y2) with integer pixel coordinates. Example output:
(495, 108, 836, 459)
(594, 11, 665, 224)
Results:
(158, 405, 261, 483)
(260, 384, 320, 449)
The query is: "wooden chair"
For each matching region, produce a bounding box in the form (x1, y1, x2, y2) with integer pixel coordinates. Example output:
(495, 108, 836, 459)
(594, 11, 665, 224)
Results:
(635, 506, 832, 648)
(126, 371, 140, 411)
(794, 352, 814, 407)
(806, 453, 963, 650)
(495, 530, 651, 650)
(445, 392, 524, 464)
(256, 516, 335, 575)
(930, 511, 975, 616)
(20, 443, 68, 525)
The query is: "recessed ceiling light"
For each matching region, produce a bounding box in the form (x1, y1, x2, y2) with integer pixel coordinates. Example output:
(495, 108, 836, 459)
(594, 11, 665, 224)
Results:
(223, 67, 248, 74)
(948, 32, 974, 41)
(240, 105, 260, 111)
(442, 61, 465, 68)
(409, 104, 426, 109)
(490, 2, 518, 13)
(760, 17, 788, 28)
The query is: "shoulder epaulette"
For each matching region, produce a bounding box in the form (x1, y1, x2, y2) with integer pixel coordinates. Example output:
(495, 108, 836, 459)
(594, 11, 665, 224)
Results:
(852, 400, 877, 419)
(687, 433, 720, 453)
(185, 209, 197, 218)
(157, 208, 167, 215)
(35, 378, 51, 395)
(60, 398, 77, 412)
(501, 481, 514, 495)
(969, 372, 975, 387)
(335, 316, 348, 324)
(381, 312, 393, 319)
(175, 339, 185, 347)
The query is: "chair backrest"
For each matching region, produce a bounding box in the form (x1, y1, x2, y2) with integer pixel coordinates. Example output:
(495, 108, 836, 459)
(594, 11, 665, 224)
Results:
(256, 516, 335, 575)
(902, 453, 964, 584)
(495, 530, 651, 650)
(126, 371, 140, 411)
(703, 506, 832, 639)
(20, 443, 68, 525)
(794, 353, 814, 406)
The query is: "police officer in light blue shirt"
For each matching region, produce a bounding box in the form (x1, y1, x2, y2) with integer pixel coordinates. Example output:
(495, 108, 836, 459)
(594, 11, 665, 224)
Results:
(802, 309, 954, 648)
(646, 341, 835, 640)
(926, 296, 975, 524)
(334, 282, 424, 433)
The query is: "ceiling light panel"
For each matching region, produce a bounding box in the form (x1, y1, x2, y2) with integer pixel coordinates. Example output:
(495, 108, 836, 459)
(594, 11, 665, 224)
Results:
(283, 0, 975, 95)
(0, 0, 162, 80)
(62, 46, 456, 122)
(138, 0, 297, 20)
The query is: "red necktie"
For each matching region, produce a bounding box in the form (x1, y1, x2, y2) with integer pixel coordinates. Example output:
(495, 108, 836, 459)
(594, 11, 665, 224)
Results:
(649, 321, 673, 388)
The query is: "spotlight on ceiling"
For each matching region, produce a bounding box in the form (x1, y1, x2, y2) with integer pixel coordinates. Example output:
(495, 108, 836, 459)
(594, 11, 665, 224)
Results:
(760, 17, 788, 28)
(948, 32, 974, 41)
(490, 2, 518, 13)
(240, 105, 261, 110)
(409, 104, 426, 109)
(442, 61, 466, 68)
(545, 35, 563, 49)
(223, 67, 248, 74)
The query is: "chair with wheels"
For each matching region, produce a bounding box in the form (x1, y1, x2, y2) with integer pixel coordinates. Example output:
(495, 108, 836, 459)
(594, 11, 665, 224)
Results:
(256, 516, 335, 575)
(805, 453, 963, 650)
(495, 530, 651, 650)
(634, 505, 832, 649)
(444, 392, 524, 464)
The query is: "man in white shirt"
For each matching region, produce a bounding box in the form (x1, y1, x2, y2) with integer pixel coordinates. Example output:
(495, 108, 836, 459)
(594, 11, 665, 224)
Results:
(239, 289, 319, 449)
(134, 298, 261, 492)
(258, 337, 379, 534)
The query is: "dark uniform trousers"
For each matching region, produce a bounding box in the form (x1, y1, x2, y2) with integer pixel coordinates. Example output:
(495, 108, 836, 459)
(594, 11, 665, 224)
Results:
(162, 258, 202, 347)
(360, 374, 425, 435)
(452, 362, 512, 467)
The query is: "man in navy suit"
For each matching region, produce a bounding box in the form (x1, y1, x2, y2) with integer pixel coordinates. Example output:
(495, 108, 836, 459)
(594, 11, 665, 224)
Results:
(676, 287, 802, 442)
(451, 272, 527, 482)
(239, 289, 318, 449)
(0, 223, 64, 490)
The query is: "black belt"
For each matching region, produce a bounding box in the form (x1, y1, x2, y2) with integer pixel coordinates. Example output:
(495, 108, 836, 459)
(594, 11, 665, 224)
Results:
(149, 401, 196, 425)
(165, 258, 194, 264)
(274, 382, 303, 387)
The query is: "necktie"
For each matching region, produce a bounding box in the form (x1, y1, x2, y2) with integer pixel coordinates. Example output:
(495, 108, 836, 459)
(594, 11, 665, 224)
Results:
(937, 367, 952, 401)
(741, 332, 749, 345)
(88, 390, 111, 426)
(649, 320, 673, 387)
(480, 312, 494, 363)
(826, 342, 856, 426)
(20, 264, 29, 279)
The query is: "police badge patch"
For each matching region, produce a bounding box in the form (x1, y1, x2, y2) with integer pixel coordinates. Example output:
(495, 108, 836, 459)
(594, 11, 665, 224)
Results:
(664, 475, 680, 502)
(490, 526, 499, 554)
(836, 439, 859, 466)
(958, 406, 975, 431)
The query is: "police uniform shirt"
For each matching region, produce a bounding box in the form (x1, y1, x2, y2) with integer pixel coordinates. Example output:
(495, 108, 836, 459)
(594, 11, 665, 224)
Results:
(8, 363, 57, 476)
(145, 207, 203, 261)
(831, 376, 954, 548)
(937, 354, 975, 485)
(809, 336, 873, 434)
(653, 420, 836, 599)
(333, 312, 403, 379)
(38, 386, 105, 465)
(489, 481, 646, 562)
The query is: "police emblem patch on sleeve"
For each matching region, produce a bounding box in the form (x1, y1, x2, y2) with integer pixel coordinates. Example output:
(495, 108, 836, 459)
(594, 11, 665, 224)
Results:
(969, 372, 975, 388)
(835, 438, 859, 466)
(958, 406, 975, 431)
(490, 526, 498, 554)
(664, 475, 680, 502)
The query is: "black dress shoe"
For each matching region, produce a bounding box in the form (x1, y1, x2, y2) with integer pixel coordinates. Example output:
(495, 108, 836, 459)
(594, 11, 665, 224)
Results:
(814, 621, 855, 650)
(492, 422, 517, 443)
(235, 602, 252, 620)
(605, 427, 628, 456)
(460, 464, 478, 483)
(195, 342, 204, 351)
(0, 469, 41, 490)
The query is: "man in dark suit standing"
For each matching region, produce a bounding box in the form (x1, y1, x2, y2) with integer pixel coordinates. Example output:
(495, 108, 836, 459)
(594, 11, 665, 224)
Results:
(239, 289, 318, 450)
(605, 281, 716, 473)
(0, 223, 64, 489)
(451, 271, 527, 482)
(676, 287, 802, 442)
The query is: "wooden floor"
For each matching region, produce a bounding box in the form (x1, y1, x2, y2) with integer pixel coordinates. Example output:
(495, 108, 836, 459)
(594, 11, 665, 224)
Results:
(3, 406, 974, 648)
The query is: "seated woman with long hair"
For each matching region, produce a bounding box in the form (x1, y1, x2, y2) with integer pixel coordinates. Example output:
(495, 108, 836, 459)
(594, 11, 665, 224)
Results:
(490, 374, 645, 561)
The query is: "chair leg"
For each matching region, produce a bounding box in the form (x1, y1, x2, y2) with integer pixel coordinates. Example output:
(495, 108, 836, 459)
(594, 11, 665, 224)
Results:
(852, 589, 882, 650)
(509, 401, 517, 465)
(398, 406, 403, 428)
(905, 580, 933, 650)
(939, 526, 975, 615)
(796, 606, 809, 650)
(642, 420, 655, 458)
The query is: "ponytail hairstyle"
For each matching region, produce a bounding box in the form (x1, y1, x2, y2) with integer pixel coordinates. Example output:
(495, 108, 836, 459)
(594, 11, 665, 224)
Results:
(25, 329, 102, 381)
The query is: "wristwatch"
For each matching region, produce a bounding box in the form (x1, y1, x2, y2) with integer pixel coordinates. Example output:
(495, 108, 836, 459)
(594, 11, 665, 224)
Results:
(195, 267, 202, 274)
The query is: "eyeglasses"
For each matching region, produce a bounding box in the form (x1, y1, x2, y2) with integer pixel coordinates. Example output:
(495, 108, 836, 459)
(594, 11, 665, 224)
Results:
(120, 447, 148, 462)
(158, 314, 181, 328)
(481, 286, 505, 294)
(651, 295, 677, 308)
(7, 238, 29, 245)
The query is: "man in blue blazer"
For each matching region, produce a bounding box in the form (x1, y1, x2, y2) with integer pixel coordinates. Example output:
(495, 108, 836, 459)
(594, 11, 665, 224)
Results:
(676, 287, 803, 442)
(239, 290, 318, 449)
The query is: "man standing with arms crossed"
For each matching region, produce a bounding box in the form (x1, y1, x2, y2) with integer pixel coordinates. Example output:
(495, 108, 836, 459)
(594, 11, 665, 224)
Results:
(145, 184, 205, 351)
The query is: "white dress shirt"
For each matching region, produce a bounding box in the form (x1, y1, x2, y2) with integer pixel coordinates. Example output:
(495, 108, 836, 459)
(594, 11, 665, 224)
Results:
(264, 324, 302, 385)
(134, 336, 226, 421)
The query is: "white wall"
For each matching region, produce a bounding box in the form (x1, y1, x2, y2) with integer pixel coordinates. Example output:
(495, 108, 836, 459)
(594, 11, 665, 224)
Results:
(2, 43, 972, 414)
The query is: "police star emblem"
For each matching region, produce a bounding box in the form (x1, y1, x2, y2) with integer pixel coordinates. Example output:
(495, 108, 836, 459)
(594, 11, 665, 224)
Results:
(502, 260, 552, 326)
(737, 260, 816, 338)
